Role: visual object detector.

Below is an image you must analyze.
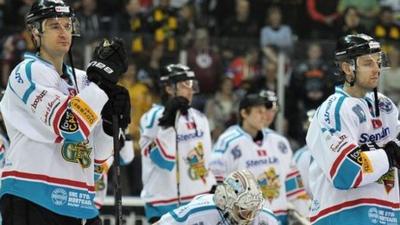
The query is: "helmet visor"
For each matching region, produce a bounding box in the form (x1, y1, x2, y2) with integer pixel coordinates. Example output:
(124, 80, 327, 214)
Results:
(355, 52, 390, 72)
(176, 79, 200, 94)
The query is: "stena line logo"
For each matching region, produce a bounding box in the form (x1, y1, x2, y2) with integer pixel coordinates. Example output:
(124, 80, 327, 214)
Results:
(359, 127, 390, 143)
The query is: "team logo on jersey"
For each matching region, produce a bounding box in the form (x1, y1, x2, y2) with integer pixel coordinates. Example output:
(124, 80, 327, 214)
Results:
(378, 98, 393, 113)
(377, 168, 395, 194)
(31, 90, 48, 113)
(371, 119, 382, 129)
(95, 176, 106, 191)
(59, 109, 78, 132)
(359, 127, 390, 143)
(352, 105, 367, 123)
(257, 149, 267, 157)
(257, 167, 281, 203)
(61, 140, 92, 168)
(186, 121, 196, 129)
(231, 145, 242, 160)
(329, 134, 348, 152)
(367, 207, 379, 224)
(69, 96, 98, 126)
(185, 142, 208, 183)
(68, 88, 77, 96)
(278, 141, 288, 154)
(51, 188, 68, 206)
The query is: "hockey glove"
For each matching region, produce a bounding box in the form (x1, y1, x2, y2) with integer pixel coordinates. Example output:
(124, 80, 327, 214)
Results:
(383, 141, 400, 169)
(101, 86, 131, 136)
(158, 96, 190, 128)
(87, 37, 128, 93)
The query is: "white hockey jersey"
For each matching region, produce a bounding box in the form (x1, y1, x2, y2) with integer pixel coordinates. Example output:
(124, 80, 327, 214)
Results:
(306, 86, 400, 225)
(157, 194, 279, 225)
(0, 132, 9, 169)
(0, 53, 113, 219)
(140, 104, 216, 218)
(293, 146, 312, 197)
(94, 139, 134, 208)
(209, 126, 307, 225)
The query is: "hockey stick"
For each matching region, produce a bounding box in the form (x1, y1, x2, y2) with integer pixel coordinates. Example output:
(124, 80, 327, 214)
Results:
(174, 110, 181, 206)
(67, 38, 79, 93)
(112, 115, 123, 225)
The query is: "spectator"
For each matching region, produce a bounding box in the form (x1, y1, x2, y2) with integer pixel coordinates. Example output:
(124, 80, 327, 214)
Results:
(306, 0, 340, 39)
(251, 60, 279, 93)
(177, 2, 198, 48)
(137, 43, 169, 98)
(336, 6, 369, 38)
(186, 28, 223, 95)
(380, 0, 400, 22)
(260, 6, 294, 55)
(76, 0, 102, 40)
(372, 6, 400, 50)
(147, 0, 179, 60)
(287, 42, 334, 146)
(218, 0, 258, 56)
(1, 29, 34, 87)
(226, 46, 261, 89)
(204, 76, 239, 141)
(337, 0, 380, 29)
(111, 0, 148, 55)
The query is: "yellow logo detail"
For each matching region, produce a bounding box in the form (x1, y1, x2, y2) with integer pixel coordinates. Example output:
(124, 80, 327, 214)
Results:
(257, 167, 281, 203)
(69, 96, 98, 126)
(360, 152, 374, 173)
(185, 142, 208, 183)
(61, 141, 92, 168)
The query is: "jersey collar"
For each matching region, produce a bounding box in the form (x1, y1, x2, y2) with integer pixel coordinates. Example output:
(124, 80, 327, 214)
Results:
(335, 85, 350, 97)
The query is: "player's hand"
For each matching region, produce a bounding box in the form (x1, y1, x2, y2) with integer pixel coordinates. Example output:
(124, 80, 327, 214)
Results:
(158, 96, 190, 128)
(87, 37, 127, 92)
(101, 85, 131, 136)
(383, 141, 400, 169)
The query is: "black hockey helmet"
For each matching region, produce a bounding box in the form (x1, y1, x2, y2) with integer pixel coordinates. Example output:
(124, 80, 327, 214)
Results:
(159, 64, 196, 84)
(335, 34, 381, 62)
(258, 89, 278, 110)
(26, 0, 80, 36)
(239, 93, 266, 111)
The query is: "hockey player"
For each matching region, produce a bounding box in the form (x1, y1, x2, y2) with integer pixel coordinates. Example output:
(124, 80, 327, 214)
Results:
(209, 91, 307, 225)
(293, 109, 316, 197)
(306, 33, 400, 225)
(94, 135, 134, 209)
(156, 169, 279, 225)
(139, 64, 216, 223)
(0, 0, 131, 224)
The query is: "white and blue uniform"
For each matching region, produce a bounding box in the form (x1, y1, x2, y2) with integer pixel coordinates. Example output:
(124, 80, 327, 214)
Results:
(209, 126, 307, 225)
(306, 86, 400, 225)
(140, 104, 216, 219)
(0, 53, 113, 219)
(94, 139, 134, 209)
(293, 146, 312, 197)
(157, 194, 280, 225)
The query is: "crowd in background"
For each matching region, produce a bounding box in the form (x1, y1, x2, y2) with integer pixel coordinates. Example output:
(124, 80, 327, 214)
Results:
(0, 0, 400, 196)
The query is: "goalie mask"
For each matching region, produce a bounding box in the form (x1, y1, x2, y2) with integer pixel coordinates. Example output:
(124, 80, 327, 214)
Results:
(214, 170, 264, 225)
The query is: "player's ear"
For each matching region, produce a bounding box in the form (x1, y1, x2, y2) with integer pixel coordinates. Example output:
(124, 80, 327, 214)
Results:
(240, 108, 248, 120)
(165, 85, 174, 96)
(341, 62, 352, 75)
